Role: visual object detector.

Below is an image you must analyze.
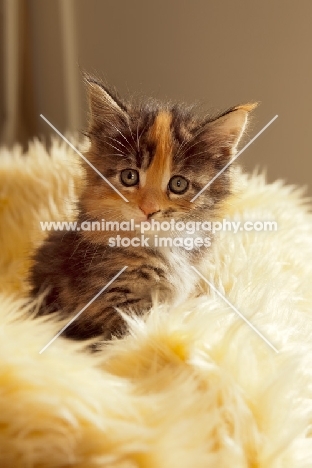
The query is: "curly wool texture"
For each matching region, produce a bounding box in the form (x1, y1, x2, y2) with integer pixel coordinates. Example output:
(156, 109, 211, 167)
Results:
(0, 138, 312, 467)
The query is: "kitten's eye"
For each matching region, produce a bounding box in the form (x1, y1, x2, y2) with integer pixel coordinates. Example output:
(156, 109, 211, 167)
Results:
(120, 169, 139, 187)
(168, 175, 189, 194)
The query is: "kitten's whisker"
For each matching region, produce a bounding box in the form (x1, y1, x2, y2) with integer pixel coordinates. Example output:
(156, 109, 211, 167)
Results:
(190, 151, 214, 159)
(183, 150, 210, 161)
(175, 129, 201, 159)
(175, 135, 191, 158)
(105, 136, 129, 152)
(191, 124, 212, 141)
(126, 120, 138, 153)
(108, 122, 137, 154)
(176, 136, 209, 160)
(103, 140, 126, 155)
(69, 235, 86, 260)
(87, 244, 100, 270)
(136, 119, 140, 152)
(175, 126, 209, 159)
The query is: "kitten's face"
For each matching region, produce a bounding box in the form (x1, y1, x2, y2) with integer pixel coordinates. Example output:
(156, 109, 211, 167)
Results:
(82, 75, 256, 230)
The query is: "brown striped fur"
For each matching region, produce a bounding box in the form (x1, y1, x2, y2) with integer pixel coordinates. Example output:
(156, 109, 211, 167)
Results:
(29, 75, 257, 341)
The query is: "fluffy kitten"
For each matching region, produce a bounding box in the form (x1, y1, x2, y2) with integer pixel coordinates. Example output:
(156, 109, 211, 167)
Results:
(30, 74, 255, 340)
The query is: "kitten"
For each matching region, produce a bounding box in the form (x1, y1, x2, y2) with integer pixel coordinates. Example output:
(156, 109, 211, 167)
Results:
(30, 74, 256, 341)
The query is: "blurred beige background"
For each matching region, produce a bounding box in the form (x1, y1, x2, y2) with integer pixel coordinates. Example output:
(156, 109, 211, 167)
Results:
(1, 0, 311, 194)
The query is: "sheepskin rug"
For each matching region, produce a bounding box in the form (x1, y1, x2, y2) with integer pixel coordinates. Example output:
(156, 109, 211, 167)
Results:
(0, 138, 312, 468)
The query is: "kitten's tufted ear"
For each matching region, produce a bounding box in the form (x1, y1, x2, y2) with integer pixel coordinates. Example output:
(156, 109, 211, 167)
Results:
(197, 103, 258, 159)
(83, 73, 129, 131)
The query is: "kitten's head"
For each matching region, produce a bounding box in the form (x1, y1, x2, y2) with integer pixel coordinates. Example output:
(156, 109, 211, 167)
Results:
(82, 74, 256, 227)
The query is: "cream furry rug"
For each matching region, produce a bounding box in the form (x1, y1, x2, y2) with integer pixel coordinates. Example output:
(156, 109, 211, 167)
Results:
(0, 138, 312, 467)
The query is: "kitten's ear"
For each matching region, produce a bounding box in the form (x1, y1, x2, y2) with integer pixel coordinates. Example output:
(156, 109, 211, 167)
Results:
(198, 103, 258, 158)
(83, 73, 129, 130)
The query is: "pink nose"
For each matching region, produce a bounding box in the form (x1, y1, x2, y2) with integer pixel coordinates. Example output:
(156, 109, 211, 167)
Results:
(139, 201, 160, 217)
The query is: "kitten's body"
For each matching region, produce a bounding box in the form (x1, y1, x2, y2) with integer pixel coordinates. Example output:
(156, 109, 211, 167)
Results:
(30, 75, 255, 340)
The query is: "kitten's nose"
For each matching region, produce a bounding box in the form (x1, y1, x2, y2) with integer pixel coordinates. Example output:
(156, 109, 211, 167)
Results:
(139, 201, 160, 218)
